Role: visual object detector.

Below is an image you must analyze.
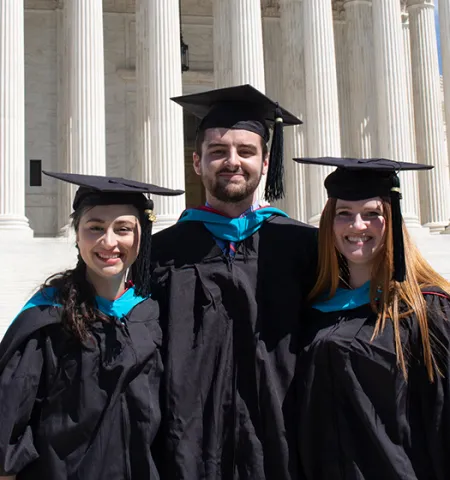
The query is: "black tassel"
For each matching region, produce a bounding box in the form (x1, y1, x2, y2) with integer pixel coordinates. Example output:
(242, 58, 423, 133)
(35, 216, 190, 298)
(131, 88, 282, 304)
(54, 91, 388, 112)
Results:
(132, 198, 155, 297)
(265, 105, 285, 202)
(390, 174, 406, 282)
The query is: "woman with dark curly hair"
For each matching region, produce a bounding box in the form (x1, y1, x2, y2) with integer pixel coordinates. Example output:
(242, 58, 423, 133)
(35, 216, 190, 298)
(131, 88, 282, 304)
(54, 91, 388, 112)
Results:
(0, 172, 182, 480)
(294, 157, 450, 480)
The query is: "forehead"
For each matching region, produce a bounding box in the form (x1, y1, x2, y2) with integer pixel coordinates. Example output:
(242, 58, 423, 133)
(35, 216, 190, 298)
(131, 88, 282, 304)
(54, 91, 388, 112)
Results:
(202, 127, 262, 146)
(335, 197, 384, 210)
(81, 203, 139, 221)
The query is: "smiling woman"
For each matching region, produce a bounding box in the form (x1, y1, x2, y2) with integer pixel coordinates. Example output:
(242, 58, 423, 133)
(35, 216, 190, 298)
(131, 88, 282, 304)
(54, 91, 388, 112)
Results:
(0, 172, 183, 479)
(293, 157, 450, 480)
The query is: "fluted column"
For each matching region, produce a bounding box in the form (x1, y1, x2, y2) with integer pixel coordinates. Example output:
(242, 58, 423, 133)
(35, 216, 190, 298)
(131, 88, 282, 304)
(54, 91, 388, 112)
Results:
(230, 0, 265, 91)
(372, 0, 421, 228)
(137, 0, 186, 230)
(334, 10, 352, 158)
(440, 0, 450, 170)
(278, 0, 308, 222)
(228, 0, 266, 201)
(344, 0, 378, 158)
(0, 0, 32, 235)
(213, 0, 232, 88)
(304, 0, 342, 225)
(401, 9, 422, 227)
(57, 3, 72, 233)
(408, 0, 449, 232)
(136, 0, 152, 183)
(69, 0, 106, 175)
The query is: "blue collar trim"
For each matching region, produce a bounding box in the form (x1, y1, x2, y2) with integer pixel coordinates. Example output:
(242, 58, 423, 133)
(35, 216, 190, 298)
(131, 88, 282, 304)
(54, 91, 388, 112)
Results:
(312, 281, 371, 312)
(178, 207, 288, 242)
(15, 286, 147, 323)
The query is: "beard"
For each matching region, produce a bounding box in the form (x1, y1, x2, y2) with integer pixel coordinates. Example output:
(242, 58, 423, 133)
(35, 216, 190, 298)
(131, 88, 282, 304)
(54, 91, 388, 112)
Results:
(202, 167, 263, 204)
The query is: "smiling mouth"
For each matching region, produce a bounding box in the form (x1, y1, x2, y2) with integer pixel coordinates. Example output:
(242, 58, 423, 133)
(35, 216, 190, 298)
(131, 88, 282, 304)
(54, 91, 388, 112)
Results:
(345, 235, 372, 244)
(95, 252, 122, 261)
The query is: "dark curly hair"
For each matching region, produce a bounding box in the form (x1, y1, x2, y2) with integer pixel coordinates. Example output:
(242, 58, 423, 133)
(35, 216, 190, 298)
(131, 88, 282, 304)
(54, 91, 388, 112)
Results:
(42, 193, 152, 341)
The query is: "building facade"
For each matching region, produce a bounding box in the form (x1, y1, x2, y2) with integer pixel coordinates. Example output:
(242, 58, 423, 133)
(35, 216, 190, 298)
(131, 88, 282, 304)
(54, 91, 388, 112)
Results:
(1, 0, 449, 237)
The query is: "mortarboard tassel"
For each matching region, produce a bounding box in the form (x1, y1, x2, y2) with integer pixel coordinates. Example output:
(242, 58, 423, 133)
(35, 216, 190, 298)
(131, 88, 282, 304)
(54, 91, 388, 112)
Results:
(390, 174, 406, 282)
(265, 105, 285, 202)
(132, 198, 155, 297)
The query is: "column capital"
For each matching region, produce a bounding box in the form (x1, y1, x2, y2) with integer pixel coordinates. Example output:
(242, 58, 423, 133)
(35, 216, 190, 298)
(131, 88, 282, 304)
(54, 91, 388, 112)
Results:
(343, 0, 372, 7)
(407, 0, 435, 9)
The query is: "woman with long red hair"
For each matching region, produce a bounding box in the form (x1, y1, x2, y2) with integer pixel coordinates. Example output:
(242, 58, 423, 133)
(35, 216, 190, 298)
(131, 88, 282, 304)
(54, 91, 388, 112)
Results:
(294, 157, 450, 480)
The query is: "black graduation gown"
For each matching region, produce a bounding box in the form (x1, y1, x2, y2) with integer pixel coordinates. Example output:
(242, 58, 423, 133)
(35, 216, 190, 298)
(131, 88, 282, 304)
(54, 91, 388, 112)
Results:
(151, 214, 318, 479)
(0, 295, 162, 480)
(297, 289, 450, 480)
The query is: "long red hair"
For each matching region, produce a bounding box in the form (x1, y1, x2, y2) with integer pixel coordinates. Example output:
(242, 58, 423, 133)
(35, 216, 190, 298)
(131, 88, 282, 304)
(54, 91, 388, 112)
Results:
(308, 197, 450, 381)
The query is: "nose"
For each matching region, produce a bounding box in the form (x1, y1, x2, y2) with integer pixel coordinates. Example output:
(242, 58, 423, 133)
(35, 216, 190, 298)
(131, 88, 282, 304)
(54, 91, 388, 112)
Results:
(101, 228, 118, 249)
(225, 148, 241, 168)
(351, 214, 367, 230)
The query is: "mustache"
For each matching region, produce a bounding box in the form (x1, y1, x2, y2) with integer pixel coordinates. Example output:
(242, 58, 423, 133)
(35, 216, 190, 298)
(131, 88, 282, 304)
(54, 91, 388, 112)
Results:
(217, 167, 245, 175)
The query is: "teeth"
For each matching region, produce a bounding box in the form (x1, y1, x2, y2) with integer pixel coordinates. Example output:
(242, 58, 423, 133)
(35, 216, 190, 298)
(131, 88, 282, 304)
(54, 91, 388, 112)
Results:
(97, 253, 120, 259)
(347, 236, 370, 243)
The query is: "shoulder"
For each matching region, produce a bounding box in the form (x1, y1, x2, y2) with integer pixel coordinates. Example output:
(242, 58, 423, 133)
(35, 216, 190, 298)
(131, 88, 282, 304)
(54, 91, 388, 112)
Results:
(262, 215, 318, 239)
(151, 221, 209, 267)
(128, 296, 160, 322)
(259, 216, 318, 258)
(152, 222, 202, 251)
(0, 298, 61, 370)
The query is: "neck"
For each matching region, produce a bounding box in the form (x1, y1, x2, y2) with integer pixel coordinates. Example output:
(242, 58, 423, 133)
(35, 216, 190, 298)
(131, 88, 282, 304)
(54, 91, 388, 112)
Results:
(86, 270, 127, 301)
(205, 193, 257, 218)
(348, 262, 372, 289)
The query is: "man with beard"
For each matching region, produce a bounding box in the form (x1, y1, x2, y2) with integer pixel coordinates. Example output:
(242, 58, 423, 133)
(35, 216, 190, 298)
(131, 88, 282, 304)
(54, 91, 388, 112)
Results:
(151, 85, 317, 479)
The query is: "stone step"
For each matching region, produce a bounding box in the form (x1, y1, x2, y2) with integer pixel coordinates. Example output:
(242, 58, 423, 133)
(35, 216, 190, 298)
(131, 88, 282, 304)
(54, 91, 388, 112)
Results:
(2, 231, 450, 339)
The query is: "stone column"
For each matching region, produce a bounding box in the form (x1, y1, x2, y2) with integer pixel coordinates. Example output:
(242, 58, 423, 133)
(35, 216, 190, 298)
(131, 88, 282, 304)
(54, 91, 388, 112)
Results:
(213, 0, 233, 88)
(0, 0, 32, 235)
(230, 0, 265, 91)
(228, 0, 266, 201)
(57, 3, 72, 233)
(344, 0, 378, 158)
(334, 9, 352, 158)
(407, 0, 449, 232)
(372, 0, 421, 228)
(303, 0, 342, 225)
(401, 9, 422, 227)
(278, 0, 308, 222)
(440, 0, 450, 171)
(136, 0, 186, 230)
(68, 0, 106, 175)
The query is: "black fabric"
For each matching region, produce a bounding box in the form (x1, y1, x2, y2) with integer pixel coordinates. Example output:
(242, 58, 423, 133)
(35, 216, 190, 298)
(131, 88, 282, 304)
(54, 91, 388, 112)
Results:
(293, 157, 432, 202)
(171, 84, 302, 130)
(43, 171, 184, 210)
(297, 290, 450, 480)
(151, 215, 318, 479)
(0, 298, 162, 480)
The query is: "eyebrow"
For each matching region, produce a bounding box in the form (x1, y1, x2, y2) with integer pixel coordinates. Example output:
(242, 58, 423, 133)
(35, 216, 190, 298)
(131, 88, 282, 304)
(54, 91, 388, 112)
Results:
(85, 218, 136, 225)
(335, 205, 383, 211)
(205, 142, 257, 149)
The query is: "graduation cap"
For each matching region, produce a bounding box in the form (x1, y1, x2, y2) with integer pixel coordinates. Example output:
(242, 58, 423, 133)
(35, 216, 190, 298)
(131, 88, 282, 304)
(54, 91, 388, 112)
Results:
(171, 84, 303, 202)
(43, 171, 184, 296)
(293, 157, 433, 282)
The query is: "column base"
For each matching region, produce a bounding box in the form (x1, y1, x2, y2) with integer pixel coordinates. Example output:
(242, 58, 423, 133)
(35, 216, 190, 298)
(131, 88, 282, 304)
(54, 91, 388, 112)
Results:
(0, 215, 33, 238)
(58, 223, 76, 239)
(423, 221, 448, 234)
(152, 214, 181, 233)
(307, 213, 322, 228)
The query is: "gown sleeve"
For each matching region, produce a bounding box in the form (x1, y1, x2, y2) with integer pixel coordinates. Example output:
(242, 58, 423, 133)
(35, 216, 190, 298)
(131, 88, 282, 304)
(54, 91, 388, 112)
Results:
(415, 291, 450, 480)
(0, 328, 44, 475)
